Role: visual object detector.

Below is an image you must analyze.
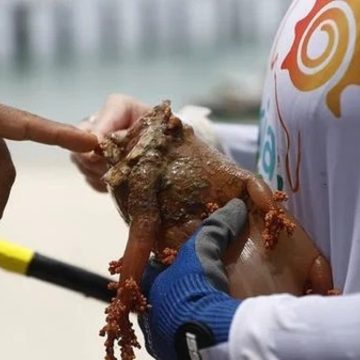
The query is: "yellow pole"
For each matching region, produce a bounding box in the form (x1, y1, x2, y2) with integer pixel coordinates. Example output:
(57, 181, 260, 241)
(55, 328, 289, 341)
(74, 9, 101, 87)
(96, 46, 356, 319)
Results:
(0, 239, 34, 275)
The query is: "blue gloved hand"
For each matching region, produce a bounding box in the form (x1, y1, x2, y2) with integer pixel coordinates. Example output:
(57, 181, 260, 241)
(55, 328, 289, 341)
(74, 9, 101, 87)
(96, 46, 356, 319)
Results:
(139, 198, 247, 360)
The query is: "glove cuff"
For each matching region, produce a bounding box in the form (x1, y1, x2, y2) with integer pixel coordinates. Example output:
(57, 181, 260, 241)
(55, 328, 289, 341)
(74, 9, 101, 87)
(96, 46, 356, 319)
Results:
(152, 273, 240, 347)
(191, 292, 240, 343)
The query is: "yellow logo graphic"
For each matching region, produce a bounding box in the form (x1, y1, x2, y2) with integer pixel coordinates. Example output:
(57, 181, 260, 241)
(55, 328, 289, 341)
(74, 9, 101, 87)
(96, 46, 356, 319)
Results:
(282, 0, 360, 117)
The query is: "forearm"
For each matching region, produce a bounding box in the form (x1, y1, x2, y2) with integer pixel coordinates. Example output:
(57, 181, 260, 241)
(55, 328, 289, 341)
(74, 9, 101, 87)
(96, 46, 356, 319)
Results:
(227, 293, 360, 360)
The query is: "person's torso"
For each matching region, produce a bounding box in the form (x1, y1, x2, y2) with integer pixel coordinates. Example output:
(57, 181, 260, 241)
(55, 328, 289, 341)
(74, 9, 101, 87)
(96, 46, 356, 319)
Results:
(257, 0, 360, 293)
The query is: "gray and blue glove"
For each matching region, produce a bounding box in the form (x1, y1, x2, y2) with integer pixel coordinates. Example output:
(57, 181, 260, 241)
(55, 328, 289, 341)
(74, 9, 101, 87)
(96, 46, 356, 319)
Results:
(139, 198, 247, 360)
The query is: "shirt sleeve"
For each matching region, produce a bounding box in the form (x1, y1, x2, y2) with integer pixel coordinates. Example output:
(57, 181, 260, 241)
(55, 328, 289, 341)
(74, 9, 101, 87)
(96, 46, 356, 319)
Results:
(213, 122, 258, 172)
(228, 293, 360, 360)
(176, 105, 259, 172)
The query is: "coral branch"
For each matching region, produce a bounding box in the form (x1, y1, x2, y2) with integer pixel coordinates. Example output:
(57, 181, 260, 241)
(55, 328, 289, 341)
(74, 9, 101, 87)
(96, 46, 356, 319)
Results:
(100, 276, 148, 360)
(158, 247, 178, 265)
(262, 191, 295, 249)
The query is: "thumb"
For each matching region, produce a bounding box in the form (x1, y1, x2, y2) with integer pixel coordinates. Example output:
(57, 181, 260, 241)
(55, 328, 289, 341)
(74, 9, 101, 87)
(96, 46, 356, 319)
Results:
(202, 198, 248, 244)
(196, 198, 247, 293)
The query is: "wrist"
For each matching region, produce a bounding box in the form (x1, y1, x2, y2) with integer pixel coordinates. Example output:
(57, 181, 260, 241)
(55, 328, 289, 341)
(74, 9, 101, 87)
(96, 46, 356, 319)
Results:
(173, 295, 239, 360)
(190, 293, 240, 343)
(148, 272, 240, 359)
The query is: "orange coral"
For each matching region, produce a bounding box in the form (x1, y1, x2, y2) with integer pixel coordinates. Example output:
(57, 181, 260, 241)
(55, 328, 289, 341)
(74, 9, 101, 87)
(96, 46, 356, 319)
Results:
(100, 277, 148, 360)
(158, 247, 178, 266)
(262, 191, 295, 249)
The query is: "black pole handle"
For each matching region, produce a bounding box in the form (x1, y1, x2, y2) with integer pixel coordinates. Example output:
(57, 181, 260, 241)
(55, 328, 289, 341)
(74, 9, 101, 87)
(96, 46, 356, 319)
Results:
(27, 253, 114, 303)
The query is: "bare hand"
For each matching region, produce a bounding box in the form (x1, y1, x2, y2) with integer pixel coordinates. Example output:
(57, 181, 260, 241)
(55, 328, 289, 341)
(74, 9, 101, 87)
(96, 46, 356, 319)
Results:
(0, 104, 98, 152)
(0, 103, 98, 218)
(0, 139, 15, 219)
(71, 94, 150, 192)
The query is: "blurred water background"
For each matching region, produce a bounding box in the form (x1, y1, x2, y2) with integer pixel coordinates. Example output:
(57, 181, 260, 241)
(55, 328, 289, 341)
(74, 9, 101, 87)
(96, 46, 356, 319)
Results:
(0, 0, 291, 164)
(0, 1, 291, 359)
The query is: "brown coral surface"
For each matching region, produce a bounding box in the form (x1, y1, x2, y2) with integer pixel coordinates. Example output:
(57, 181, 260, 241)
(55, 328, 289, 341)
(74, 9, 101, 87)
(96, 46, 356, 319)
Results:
(100, 101, 335, 360)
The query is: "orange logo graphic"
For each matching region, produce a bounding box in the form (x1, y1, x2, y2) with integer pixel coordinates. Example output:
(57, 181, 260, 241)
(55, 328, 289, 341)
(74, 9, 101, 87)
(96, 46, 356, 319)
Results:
(282, 0, 360, 117)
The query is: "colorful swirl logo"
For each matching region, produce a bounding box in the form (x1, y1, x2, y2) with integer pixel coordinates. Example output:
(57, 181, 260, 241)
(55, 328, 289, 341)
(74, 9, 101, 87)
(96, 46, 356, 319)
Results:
(281, 0, 360, 118)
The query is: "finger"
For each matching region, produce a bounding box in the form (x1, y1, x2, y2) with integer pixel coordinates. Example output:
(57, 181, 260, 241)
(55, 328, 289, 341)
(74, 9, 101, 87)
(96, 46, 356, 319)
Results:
(0, 139, 16, 219)
(72, 158, 104, 179)
(70, 153, 107, 178)
(77, 112, 103, 135)
(95, 96, 132, 134)
(85, 176, 108, 193)
(0, 104, 98, 152)
(95, 94, 150, 134)
(195, 198, 248, 292)
(137, 314, 156, 358)
(71, 156, 108, 192)
(203, 198, 248, 247)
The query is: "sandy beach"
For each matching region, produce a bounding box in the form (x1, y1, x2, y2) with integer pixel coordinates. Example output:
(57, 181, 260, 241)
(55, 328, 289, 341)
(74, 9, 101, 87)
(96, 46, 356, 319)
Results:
(0, 156, 152, 359)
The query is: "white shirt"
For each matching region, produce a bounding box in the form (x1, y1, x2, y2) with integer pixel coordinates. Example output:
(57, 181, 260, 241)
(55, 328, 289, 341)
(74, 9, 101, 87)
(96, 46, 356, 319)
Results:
(198, 0, 360, 358)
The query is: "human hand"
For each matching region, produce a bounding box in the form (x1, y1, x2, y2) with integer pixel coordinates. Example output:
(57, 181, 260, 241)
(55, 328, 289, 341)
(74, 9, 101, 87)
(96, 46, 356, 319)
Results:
(0, 103, 98, 219)
(0, 139, 15, 219)
(70, 94, 151, 192)
(139, 198, 247, 360)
